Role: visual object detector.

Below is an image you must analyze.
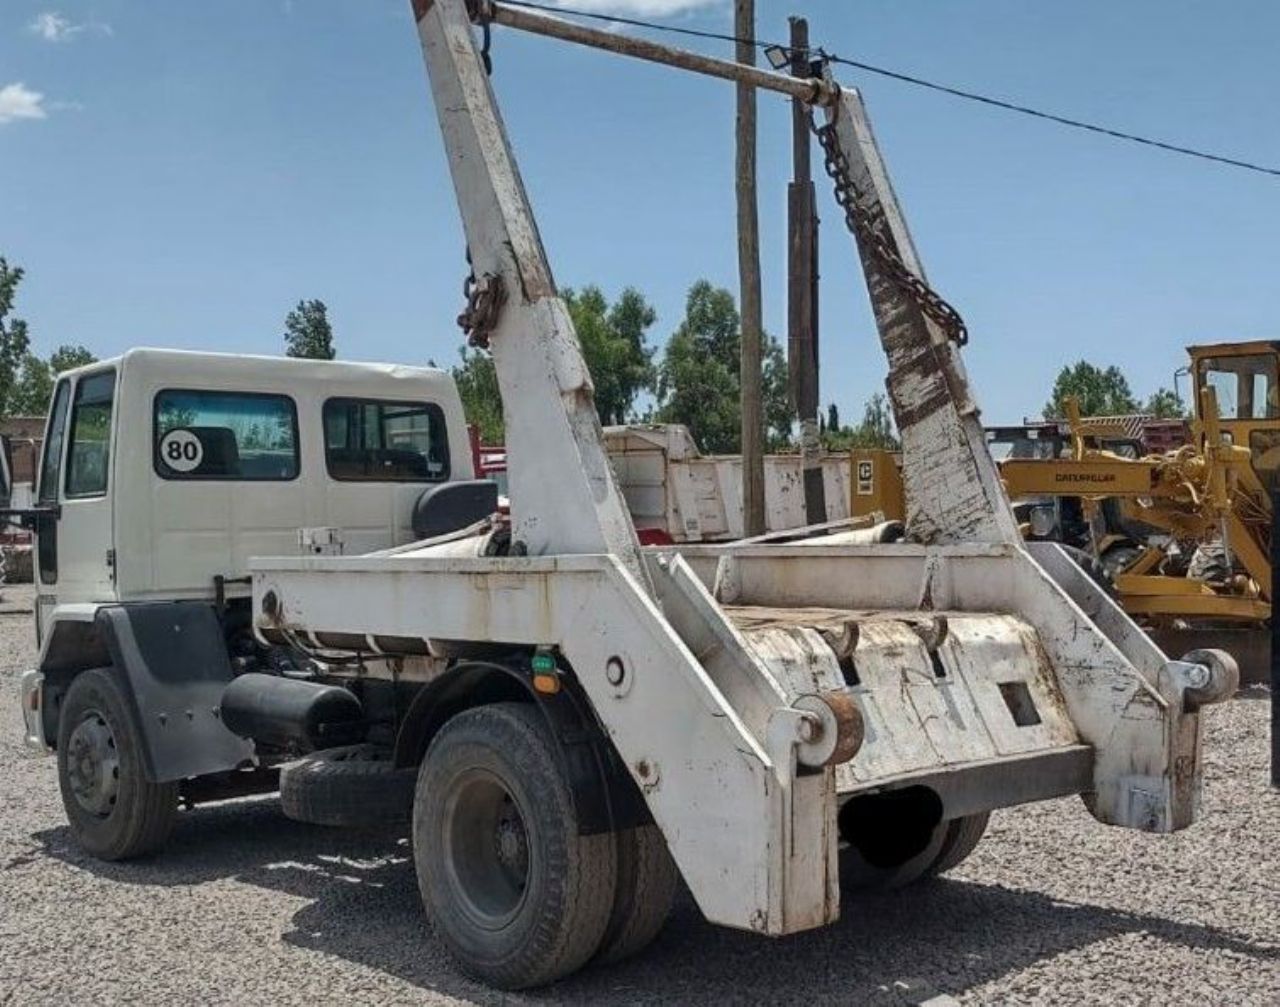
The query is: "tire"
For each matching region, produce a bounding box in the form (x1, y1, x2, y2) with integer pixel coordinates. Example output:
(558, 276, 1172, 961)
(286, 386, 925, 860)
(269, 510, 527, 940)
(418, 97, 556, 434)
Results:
(839, 822, 949, 891)
(56, 668, 178, 860)
(280, 744, 417, 827)
(925, 812, 989, 877)
(838, 789, 947, 892)
(414, 702, 616, 989)
(594, 824, 678, 965)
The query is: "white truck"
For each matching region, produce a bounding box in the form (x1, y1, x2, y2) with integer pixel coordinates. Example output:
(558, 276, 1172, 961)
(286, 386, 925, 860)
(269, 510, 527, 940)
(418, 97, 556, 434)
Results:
(15, 0, 1236, 991)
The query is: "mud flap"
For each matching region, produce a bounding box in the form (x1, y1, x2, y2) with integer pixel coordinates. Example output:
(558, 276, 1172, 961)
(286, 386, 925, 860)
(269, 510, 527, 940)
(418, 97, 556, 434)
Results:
(97, 603, 255, 782)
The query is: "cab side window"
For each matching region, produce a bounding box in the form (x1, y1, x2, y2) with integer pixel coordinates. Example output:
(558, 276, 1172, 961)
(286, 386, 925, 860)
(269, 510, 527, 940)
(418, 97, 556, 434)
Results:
(38, 381, 70, 505)
(65, 370, 116, 498)
(323, 399, 450, 482)
(154, 389, 299, 481)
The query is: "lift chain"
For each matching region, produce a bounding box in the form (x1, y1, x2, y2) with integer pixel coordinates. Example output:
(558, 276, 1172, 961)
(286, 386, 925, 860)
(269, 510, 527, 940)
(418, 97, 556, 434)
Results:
(811, 117, 969, 347)
(458, 267, 507, 349)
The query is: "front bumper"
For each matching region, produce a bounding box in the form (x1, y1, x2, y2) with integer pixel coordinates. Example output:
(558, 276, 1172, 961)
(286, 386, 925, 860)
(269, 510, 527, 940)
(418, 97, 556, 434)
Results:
(18, 669, 49, 753)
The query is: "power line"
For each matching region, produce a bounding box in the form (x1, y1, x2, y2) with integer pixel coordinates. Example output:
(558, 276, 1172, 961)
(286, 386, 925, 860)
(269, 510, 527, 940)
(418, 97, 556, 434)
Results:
(499, 0, 1280, 179)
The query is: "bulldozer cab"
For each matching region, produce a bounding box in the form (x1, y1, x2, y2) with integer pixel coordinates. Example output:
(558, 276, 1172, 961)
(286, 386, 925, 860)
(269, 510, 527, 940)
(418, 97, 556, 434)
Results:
(1189, 340, 1280, 491)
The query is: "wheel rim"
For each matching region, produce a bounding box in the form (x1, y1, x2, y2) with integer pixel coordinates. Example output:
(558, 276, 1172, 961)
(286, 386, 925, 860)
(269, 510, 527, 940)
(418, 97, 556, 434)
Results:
(66, 709, 120, 817)
(441, 768, 531, 930)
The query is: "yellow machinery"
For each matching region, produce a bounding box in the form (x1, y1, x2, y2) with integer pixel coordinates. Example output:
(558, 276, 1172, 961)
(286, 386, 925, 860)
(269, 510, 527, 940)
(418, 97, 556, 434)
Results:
(851, 340, 1278, 628)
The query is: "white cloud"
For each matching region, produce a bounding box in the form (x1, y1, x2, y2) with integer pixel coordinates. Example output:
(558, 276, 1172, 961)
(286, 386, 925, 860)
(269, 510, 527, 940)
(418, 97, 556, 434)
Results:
(547, 0, 721, 15)
(0, 83, 48, 125)
(28, 11, 112, 42)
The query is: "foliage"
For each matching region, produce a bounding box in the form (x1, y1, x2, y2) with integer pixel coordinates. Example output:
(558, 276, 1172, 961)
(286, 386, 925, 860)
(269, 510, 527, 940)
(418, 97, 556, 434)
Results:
(563, 286, 656, 426)
(9, 344, 98, 416)
(0, 257, 31, 416)
(283, 299, 336, 360)
(452, 345, 503, 443)
(823, 392, 900, 451)
(1144, 387, 1186, 419)
(654, 280, 791, 453)
(1044, 361, 1138, 418)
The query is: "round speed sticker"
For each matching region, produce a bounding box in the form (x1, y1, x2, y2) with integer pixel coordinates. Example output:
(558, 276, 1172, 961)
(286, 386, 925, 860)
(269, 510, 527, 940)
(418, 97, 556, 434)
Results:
(159, 429, 204, 473)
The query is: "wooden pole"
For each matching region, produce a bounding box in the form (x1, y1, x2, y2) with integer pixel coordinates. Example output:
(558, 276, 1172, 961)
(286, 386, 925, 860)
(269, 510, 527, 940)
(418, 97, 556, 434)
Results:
(787, 15, 825, 526)
(736, 0, 765, 537)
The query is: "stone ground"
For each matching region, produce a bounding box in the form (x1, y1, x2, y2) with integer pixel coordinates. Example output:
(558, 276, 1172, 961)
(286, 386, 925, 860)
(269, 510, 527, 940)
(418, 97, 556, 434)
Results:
(0, 584, 1276, 1005)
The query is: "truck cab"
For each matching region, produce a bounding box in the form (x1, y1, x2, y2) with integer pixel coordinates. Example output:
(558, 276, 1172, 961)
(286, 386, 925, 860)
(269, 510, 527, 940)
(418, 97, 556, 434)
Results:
(1188, 339, 1280, 491)
(29, 348, 472, 635)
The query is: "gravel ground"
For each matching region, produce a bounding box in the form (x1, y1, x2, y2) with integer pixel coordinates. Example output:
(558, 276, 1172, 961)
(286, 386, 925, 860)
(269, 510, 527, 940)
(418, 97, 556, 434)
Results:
(0, 583, 1276, 1006)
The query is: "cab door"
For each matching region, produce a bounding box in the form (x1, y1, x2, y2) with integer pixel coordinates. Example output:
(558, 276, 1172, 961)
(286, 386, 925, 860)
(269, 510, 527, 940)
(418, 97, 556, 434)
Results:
(34, 369, 117, 626)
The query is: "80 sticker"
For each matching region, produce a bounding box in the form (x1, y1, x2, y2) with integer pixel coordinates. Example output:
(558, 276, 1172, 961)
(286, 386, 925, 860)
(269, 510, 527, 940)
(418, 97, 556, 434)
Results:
(159, 429, 204, 473)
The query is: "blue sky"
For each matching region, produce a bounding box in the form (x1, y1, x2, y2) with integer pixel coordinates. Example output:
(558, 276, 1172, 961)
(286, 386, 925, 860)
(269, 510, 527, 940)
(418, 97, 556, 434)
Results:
(1, 1, 1277, 427)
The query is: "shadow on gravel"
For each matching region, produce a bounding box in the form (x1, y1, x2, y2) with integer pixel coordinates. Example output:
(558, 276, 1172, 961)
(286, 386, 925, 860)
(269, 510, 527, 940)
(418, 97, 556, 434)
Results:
(33, 798, 1279, 1006)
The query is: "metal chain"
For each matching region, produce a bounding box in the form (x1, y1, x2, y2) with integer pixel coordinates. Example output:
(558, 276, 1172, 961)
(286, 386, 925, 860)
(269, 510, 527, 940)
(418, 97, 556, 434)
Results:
(811, 117, 969, 347)
(468, 0, 495, 75)
(458, 266, 506, 349)
(456, 4, 501, 348)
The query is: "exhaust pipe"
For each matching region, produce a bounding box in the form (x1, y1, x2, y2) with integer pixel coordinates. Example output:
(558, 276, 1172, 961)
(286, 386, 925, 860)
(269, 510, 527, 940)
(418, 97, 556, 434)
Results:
(220, 673, 366, 751)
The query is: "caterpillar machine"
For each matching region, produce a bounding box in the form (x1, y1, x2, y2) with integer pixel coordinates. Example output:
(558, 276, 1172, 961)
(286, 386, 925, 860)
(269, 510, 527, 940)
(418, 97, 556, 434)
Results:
(852, 340, 1275, 679)
(17, 0, 1237, 991)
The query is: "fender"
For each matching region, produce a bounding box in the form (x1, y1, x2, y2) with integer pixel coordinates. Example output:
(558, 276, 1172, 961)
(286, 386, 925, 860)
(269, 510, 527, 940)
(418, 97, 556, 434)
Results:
(92, 603, 254, 782)
(393, 658, 647, 835)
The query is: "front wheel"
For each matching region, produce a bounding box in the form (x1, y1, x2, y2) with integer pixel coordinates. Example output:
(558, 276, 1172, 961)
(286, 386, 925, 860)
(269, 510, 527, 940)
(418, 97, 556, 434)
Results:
(413, 703, 617, 989)
(56, 668, 178, 860)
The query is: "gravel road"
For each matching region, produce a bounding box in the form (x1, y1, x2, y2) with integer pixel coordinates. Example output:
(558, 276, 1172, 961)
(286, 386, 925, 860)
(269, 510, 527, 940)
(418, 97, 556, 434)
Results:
(1, 583, 1276, 1005)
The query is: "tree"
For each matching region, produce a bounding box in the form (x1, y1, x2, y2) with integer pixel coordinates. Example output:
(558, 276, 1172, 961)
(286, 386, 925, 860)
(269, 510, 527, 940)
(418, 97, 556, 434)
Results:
(564, 285, 656, 426)
(50, 344, 96, 374)
(1044, 361, 1138, 418)
(1145, 387, 1186, 419)
(828, 392, 900, 450)
(826, 402, 840, 434)
(283, 299, 335, 360)
(655, 280, 790, 453)
(9, 344, 98, 416)
(0, 257, 32, 416)
(452, 345, 503, 443)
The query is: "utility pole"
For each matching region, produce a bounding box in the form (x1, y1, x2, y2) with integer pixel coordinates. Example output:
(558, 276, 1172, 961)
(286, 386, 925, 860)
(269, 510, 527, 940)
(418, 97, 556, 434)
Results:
(787, 15, 825, 525)
(736, 0, 765, 537)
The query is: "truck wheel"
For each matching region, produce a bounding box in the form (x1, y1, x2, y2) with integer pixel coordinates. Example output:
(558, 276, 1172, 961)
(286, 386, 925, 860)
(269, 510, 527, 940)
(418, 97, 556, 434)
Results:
(837, 788, 946, 891)
(926, 812, 989, 877)
(594, 824, 678, 965)
(280, 744, 417, 827)
(414, 702, 616, 989)
(56, 668, 178, 861)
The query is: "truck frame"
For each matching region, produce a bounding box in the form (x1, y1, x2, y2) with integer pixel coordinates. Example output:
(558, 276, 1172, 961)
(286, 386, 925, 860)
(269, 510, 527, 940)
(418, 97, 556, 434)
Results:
(17, 0, 1236, 990)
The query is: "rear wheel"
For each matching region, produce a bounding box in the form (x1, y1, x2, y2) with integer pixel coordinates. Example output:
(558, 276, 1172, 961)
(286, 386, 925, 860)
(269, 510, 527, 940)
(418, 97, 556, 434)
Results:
(926, 812, 990, 878)
(837, 790, 988, 891)
(594, 824, 678, 965)
(413, 703, 616, 989)
(56, 668, 178, 860)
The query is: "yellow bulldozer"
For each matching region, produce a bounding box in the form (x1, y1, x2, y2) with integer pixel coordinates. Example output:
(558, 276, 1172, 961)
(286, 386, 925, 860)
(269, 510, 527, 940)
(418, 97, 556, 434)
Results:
(851, 340, 1276, 676)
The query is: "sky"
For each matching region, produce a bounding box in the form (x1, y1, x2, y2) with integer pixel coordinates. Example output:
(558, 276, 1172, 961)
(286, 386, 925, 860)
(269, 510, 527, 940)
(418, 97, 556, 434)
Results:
(1, 0, 1278, 428)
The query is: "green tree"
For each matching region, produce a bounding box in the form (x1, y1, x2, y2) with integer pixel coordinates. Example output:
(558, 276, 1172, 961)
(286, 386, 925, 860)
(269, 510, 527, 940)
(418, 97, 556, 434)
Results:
(452, 345, 503, 443)
(0, 258, 32, 416)
(1044, 361, 1138, 418)
(564, 285, 656, 426)
(8, 344, 97, 416)
(1145, 386, 1186, 419)
(841, 392, 900, 450)
(654, 280, 790, 453)
(826, 402, 840, 434)
(283, 299, 336, 360)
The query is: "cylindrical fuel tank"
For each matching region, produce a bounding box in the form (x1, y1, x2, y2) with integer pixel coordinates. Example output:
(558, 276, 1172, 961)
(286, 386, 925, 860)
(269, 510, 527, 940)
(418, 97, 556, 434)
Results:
(220, 673, 365, 751)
